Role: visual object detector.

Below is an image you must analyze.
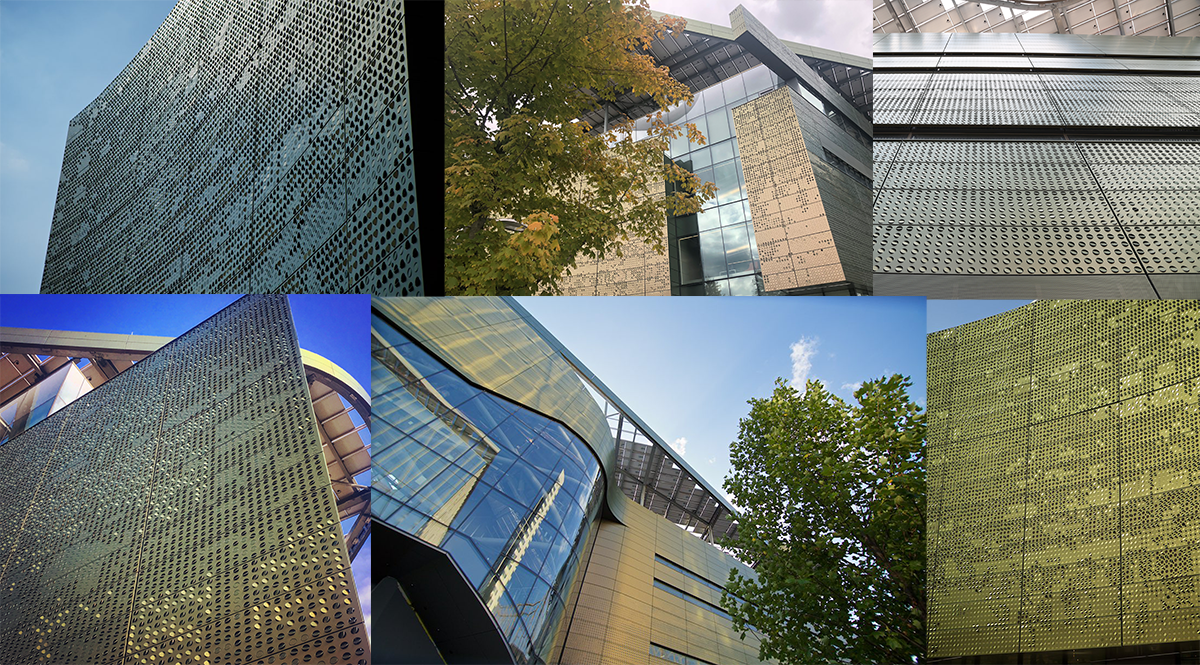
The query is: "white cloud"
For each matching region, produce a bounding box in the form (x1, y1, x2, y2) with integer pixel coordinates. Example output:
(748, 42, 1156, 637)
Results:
(789, 337, 819, 388)
(842, 381, 863, 392)
(671, 436, 687, 455)
(707, 457, 716, 464)
(0, 142, 30, 175)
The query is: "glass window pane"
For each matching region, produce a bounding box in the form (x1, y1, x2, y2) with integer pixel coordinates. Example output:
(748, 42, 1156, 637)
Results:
(719, 201, 746, 227)
(678, 235, 702, 284)
(690, 146, 712, 170)
(722, 74, 747, 106)
(407, 460, 474, 518)
(706, 109, 730, 144)
(690, 116, 707, 149)
(701, 83, 724, 111)
(422, 370, 478, 409)
(743, 65, 774, 96)
(714, 161, 741, 205)
(685, 92, 706, 119)
(458, 489, 525, 566)
(723, 223, 753, 275)
(694, 166, 714, 189)
(454, 392, 516, 438)
(711, 140, 735, 166)
(700, 229, 728, 280)
(669, 130, 689, 157)
(679, 283, 706, 296)
(697, 205, 721, 232)
(495, 458, 549, 509)
(443, 532, 490, 589)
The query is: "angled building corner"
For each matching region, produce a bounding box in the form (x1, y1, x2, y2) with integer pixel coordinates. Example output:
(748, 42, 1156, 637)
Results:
(560, 4, 873, 296)
(0, 295, 369, 664)
(371, 297, 772, 665)
(41, 0, 422, 295)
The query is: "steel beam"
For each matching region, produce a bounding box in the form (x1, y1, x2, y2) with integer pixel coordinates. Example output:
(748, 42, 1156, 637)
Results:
(881, 0, 910, 31)
(1113, 0, 1128, 33)
(345, 512, 371, 562)
(1166, 0, 1178, 34)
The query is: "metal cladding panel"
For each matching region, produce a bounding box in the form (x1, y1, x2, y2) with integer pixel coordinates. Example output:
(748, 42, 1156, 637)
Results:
(873, 35, 1200, 297)
(559, 503, 768, 665)
(41, 0, 420, 296)
(734, 87, 848, 292)
(0, 295, 367, 664)
(559, 176, 672, 297)
(927, 300, 1200, 658)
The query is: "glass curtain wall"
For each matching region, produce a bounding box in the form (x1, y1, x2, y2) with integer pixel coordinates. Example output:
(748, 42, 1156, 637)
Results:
(371, 313, 605, 665)
(667, 64, 783, 296)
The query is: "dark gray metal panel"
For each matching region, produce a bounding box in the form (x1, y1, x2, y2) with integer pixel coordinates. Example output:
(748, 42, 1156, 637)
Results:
(874, 273, 1160, 298)
(730, 4, 873, 136)
(1148, 273, 1200, 297)
(373, 523, 515, 665)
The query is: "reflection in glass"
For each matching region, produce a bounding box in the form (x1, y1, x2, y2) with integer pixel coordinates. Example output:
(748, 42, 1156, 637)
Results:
(697, 206, 721, 233)
(700, 230, 728, 280)
(723, 224, 753, 276)
(372, 319, 605, 664)
(711, 140, 735, 166)
(706, 109, 731, 144)
(714, 161, 741, 205)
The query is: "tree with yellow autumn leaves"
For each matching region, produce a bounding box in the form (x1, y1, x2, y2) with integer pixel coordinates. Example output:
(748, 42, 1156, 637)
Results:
(445, 0, 716, 294)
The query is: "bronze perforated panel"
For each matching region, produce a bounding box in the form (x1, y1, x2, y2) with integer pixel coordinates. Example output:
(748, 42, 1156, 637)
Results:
(558, 501, 768, 665)
(928, 300, 1200, 658)
(561, 220, 671, 296)
(733, 87, 846, 292)
(0, 296, 368, 664)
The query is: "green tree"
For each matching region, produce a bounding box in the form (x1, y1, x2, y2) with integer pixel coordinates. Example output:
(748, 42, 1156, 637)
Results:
(721, 376, 925, 665)
(445, 0, 716, 294)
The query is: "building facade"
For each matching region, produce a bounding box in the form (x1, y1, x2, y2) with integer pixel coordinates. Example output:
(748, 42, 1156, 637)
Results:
(0, 296, 369, 664)
(873, 32, 1200, 298)
(371, 297, 770, 665)
(559, 6, 874, 296)
(41, 0, 422, 295)
(927, 300, 1200, 662)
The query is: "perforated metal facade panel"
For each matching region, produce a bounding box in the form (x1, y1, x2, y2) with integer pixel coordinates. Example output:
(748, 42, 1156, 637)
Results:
(927, 300, 1200, 658)
(559, 496, 768, 665)
(41, 0, 420, 295)
(0, 295, 368, 664)
(873, 34, 1200, 298)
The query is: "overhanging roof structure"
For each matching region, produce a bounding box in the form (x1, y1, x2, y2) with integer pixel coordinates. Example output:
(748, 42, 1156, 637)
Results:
(578, 6, 873, 132)
(874, 0, 1200, 37)
(0, 326, 371, 560)
(509, 299, 740, 544)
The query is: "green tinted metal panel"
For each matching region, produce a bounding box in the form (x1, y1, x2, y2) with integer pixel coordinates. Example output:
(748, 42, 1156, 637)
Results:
(928, 300, 1200, 658)
(0, 295, 368, 664)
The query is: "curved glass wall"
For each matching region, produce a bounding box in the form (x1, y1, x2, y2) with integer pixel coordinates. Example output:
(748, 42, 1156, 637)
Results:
(372, 315, 605, 665)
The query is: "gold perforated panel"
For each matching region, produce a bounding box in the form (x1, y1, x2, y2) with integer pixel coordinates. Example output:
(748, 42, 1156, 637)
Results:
(558, 500, 769, 665)
(928, 300, 1200, 658)
(560, 221, 671, 296)
(733, 87, 845, 292)
(0, 296, 368, 664)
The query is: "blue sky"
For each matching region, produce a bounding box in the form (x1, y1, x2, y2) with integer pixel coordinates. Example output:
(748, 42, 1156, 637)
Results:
(0, 0, 177, 293)
(517, 297, 926, 505)
(0, 293, 371, 633)
(927, 299, 1033, 333)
